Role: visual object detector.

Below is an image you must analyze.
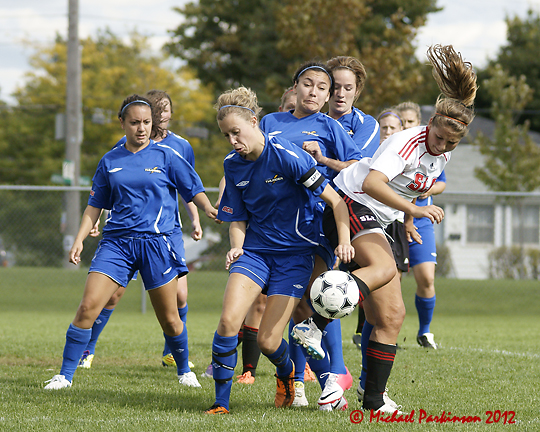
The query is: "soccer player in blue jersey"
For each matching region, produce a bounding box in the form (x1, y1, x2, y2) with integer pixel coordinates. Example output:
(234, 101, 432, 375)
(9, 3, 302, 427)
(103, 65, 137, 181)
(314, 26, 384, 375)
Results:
(78, 91, 202, 371)
(292, 45, 478, 414)
(396, 101, 446, 349)
(260, 61, 361, 410)
(204, 86, 354, 415)
(44, 94, 219, 390)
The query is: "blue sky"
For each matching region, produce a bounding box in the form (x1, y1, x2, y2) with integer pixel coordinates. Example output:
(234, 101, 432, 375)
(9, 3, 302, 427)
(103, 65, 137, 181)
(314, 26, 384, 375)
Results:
(1, 0, 539, 105)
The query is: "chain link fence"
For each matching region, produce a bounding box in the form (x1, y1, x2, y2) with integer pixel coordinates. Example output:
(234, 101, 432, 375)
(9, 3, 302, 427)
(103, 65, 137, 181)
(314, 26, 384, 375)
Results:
(0, 186, 229, 271)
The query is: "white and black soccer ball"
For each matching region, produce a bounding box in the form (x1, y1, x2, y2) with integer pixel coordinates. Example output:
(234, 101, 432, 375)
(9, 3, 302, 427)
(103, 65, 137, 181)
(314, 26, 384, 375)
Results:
(310, 270, 359, 319)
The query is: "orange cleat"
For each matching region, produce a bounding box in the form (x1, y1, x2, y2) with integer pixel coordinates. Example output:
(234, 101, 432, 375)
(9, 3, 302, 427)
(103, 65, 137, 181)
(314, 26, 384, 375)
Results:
(304, 363, 317, 382)
(275, 367, 295, 408)
(204, 404, 230, 415)
(236, 371, 255, 384)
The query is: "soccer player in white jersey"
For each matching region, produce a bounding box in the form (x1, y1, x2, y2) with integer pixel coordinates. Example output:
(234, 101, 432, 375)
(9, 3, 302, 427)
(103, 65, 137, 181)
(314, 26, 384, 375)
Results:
(204, 86, 354, 414)
(292, 44, 478, 414)
(44, 95, 219, 390)
(260, 61, 361, 410)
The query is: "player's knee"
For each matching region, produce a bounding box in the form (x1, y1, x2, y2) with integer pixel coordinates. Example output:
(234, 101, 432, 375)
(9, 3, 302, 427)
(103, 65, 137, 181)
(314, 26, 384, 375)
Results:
(161, 316, 183, 336)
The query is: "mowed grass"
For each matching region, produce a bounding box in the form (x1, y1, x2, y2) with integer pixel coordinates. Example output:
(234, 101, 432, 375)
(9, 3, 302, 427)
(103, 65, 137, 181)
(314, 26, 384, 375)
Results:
(0, 268, 539, 431)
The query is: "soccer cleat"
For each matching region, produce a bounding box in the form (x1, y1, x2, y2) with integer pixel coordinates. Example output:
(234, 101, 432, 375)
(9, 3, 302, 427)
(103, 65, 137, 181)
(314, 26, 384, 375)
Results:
(78, 350, 94, 369)
(369, 402, 405, 415)
(236, 371, 255, 384)
(319, 396, 348, 411)
(162, 353, 176, 367)
(188, 361, 195, 368)
(318, 373, 344, 405)
(200, 364, 213, 378)
(352, 333, 362, 350)
(44, 375, 72, 390)
(204, 404, 229, 415)
(357, 382, 400, 410)
(417, 332, 438, 349)
(291, 381, 309, 407)
(304, 363, 317, 382)
(291, 318, 325, 360)
(178, 371, 201, 387)
(337, 367, 353, 390)
(275, 369, 295, 407)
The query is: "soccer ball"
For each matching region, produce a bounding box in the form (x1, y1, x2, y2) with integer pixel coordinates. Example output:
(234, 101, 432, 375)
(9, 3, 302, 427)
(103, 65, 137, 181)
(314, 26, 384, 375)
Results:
(310, 270, 359, 319)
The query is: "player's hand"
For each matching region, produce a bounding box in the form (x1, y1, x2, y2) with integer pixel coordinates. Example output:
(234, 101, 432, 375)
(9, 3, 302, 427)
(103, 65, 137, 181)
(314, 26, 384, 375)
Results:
(191, 222, 203, 241)
(69, 240, 83, 265)
(205, 206, 222, 224)
(88, 220, 100, 237)
(334, 244, 355, 264)
(225, 248, 243, 270)
(410, 204, 444, 224)
(302, 141, 324, 163)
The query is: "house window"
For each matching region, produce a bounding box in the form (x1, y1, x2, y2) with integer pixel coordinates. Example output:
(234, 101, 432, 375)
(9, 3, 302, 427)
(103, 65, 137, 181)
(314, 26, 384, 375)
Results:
(512, 205, 539, 244)
(467, 205, 494, 243)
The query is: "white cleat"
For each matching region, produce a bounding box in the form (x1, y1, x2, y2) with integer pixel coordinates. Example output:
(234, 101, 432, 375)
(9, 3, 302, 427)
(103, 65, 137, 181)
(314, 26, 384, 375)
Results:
(44, 374, 72, 390)
(417, 332, 438, 349)
(357, 382, 400, 410)
(291, 381, 309, 407)
(318, 373, 344, 405)
(291, 318, 325, 360)
(319, 396, 348, 411)
(370, 402, 405, 415)
(178, 371, 202, 388)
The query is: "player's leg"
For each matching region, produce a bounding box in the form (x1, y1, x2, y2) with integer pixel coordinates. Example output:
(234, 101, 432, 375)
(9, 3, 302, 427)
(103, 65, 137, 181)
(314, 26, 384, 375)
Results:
(162, 275, 189, 366)
(45, 272, 121, 389)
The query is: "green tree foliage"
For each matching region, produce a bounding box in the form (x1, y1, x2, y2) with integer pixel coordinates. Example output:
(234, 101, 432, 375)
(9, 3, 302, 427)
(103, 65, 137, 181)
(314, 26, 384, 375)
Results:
(478, 10, 540, 131)
(166, 0, 439, 114)
(474, 65, 540, 192)
(1, 30, 226, 187)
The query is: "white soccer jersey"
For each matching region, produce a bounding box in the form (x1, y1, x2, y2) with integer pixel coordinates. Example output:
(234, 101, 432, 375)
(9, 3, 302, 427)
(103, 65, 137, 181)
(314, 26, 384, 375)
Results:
(334, 125, 450, 228)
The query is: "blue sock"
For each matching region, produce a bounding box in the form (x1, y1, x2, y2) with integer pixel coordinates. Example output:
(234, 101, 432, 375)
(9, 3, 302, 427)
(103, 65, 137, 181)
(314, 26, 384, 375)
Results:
(307, 353, 332, 389)
(60, 323, 92, 382)
(178, 305, 188, 324)
(163, 325, 190, 375)
(360, 320, 374, 390)
(212, 332, 238, 410)
(163, 306, 189, 356)
(416, 295, 436, 335)
(265, 338, 293, 377)
(322, 319, 347, 375)
(288, 320, 306, 382)
(85, 308, 114, 355)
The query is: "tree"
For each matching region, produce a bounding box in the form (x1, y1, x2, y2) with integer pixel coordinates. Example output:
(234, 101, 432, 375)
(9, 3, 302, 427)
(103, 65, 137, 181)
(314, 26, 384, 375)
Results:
(1, 30, 225, 187)
(165, 0, 439, 114)
(474, 65, 540, 192)
(478, 10, 540, 131)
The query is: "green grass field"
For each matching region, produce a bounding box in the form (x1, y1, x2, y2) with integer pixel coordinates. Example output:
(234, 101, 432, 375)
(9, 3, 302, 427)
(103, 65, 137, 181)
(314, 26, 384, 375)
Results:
(1, 268, 539, 431)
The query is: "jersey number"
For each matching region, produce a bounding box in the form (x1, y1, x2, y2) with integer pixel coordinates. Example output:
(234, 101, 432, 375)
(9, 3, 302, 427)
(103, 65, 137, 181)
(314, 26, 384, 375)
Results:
(407, 173, 436, 193)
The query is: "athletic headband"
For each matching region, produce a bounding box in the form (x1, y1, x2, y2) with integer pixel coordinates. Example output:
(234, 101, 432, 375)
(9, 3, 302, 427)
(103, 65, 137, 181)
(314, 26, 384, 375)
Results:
(435, 113, 468, 126)
(219, 105, 256, 115)
(297, 65, 333, 84)
(378, 111, 402, 125)
(120, 100, 150, 116)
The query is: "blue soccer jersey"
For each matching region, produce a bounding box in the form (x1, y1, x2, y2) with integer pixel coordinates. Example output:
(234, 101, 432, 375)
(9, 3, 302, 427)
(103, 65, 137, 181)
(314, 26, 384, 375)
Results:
(260, 111, 362, 181)
(413, 169, 447, 228)
(334, 107, 380, 158)
(88, 141, 205, 237)
(217, 134, 329, 255)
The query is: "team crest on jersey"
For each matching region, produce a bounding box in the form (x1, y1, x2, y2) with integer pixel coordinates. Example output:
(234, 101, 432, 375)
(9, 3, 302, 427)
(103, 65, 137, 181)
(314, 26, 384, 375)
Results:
(303, 131, 319, 137)
(145, 167, 162, 174)
(347, 129, 354, 136)
(265, 174, 284, 185)
(222, 206, 233, 214)
(236, 181, 249, 187)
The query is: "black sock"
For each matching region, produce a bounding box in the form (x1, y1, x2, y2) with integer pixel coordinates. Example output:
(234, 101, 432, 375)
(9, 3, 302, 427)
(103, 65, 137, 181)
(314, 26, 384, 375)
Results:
(356, 301, 366, 334)
(363, 340, 397, 410)
(241, 325, 261, 376)
(351, 273, 370, 302)
(312, 312, 330, 331)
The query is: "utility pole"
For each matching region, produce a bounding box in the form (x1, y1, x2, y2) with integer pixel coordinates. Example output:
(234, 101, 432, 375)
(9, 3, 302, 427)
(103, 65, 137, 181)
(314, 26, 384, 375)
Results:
(63, 0, 82, 268)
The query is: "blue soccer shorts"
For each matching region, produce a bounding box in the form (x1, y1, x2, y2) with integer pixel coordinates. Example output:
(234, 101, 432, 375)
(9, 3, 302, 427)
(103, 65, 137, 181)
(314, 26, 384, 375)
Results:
(409, 223, 437, 267)
(229, 249, 314, 299)
(89, 232, 187, 290)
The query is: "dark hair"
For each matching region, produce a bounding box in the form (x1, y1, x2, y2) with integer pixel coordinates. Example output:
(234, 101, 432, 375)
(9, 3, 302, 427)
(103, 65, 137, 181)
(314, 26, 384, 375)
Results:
(326, 56, 367, 101)
(146, 90, 173, 114)
(292, 61, 334, 94)
(427, 45, 478, 137)
(118, 94, 163, 139)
